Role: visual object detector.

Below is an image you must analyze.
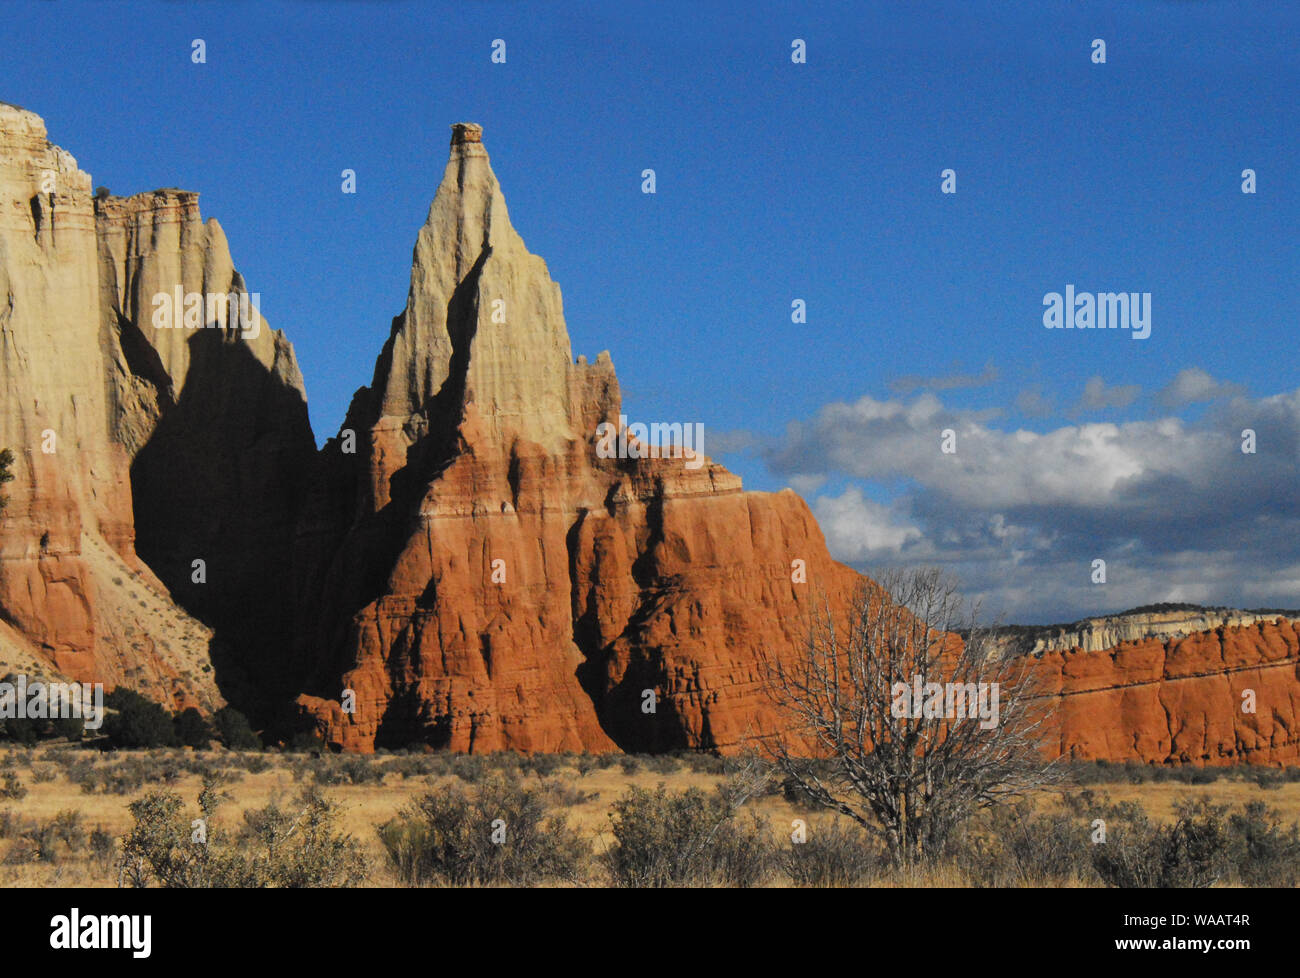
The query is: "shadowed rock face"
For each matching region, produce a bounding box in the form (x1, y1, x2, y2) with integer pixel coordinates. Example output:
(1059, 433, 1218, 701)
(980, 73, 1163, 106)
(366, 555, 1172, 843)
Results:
(97, 188, 316, 716)
(0, 104, 314, 714)
(290, 125, 865, 752)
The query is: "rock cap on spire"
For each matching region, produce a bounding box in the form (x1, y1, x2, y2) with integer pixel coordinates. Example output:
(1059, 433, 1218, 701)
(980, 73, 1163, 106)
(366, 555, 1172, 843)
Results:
(450, 122, 483, 146)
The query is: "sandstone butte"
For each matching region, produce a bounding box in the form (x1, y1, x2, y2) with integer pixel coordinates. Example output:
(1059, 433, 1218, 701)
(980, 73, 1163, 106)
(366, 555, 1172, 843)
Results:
(0, 105, 1296, 763)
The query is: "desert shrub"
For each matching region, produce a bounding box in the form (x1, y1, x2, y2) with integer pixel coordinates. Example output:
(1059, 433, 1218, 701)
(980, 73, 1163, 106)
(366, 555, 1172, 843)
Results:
(708, 810, 776, 887)
(30, 764, 57, 784)
(237, 785, 369, 887)
(1, 774, 27, 800)
(314, 755, 385, 786)
(1227, 801, 1300, 887)
(50, 809, 86, 850)
(120, 778, 366, 887)
(66, 757, 100, 793)
(186, 761, 244, 787)
(6, 810, 87, 866)
(89, 826, 116, 869)
(644, 754, 682, 776)
(103, 689, 177, 749)
(119, 783, 247, 887)
(213, 707, 261, 750)
(1088, 794, 1232, 888)
(605, 783, 773, 887)
(1067, 761, 1110, 785)
(285, 730, 325, 754)
(0, 809, 21, 839)
(240, 753, 272, 775)
(949, 797, 1097, 887)
(783, 817, 884, 887)
(538, 777, 598, 808)
(85, 755, 184, 795)
(383, 754, 441, 780)
(1250, 768, 1285, 791)
(682, 751, 727, 776)
(618, 756, 643, 776)
(173, 708, 213, 749)
(781, 775, 825, 810)
(521, 753, 566, 778)
(378, 774, 587, 886)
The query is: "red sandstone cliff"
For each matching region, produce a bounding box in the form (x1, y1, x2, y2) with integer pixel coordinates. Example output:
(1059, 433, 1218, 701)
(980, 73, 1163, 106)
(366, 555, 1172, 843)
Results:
(291, 123, 864, 752)
(1040, 617, 1300, 765)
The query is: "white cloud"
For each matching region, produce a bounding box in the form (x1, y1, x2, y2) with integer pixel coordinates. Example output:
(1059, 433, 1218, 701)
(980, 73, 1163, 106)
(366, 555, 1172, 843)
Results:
(811, 488, 922, 559)
(757, 380, 1300, 621)
(1074, 375, 1140, 412)
(1158, 368, 1245, 408)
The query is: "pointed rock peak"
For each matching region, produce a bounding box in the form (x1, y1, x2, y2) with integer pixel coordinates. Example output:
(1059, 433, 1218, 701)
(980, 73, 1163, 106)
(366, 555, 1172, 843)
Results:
(448, 122, 489, 167)
(450, 122, 483, 145)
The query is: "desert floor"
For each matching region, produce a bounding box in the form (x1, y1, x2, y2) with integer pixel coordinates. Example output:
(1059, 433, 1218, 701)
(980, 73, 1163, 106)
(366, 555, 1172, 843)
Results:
(1, 747, 1295, 887)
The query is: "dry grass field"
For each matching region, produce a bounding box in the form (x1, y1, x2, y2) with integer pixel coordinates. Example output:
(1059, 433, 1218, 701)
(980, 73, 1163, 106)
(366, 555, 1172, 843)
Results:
(0, 746, 1296, 887)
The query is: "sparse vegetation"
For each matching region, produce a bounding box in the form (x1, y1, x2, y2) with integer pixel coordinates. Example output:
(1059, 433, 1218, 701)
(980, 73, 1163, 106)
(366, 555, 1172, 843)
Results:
(0, 745, 1292, 887)
(119, 777, 367, 887)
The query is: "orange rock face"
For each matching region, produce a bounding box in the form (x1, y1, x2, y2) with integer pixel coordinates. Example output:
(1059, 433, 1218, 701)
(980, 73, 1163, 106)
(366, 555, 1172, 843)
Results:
(1037, 618, 1300, 765)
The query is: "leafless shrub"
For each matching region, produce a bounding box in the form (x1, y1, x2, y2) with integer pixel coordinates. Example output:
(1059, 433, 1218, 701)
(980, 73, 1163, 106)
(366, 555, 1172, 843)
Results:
(766, 568, 1062, 867)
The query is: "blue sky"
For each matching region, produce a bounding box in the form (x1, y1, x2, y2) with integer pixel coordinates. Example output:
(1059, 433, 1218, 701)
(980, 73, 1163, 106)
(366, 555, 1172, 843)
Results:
(3, 0, 1296, 622)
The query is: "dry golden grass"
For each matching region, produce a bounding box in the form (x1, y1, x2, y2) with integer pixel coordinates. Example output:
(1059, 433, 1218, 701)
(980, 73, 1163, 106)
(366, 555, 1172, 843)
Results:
(0, 747, 1295, 887)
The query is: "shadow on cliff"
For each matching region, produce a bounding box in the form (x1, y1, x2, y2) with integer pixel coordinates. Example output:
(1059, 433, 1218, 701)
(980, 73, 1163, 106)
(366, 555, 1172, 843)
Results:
(129, 325, 315, 726)
(287, 247, 491, 746)
(570, 482, 700, 753)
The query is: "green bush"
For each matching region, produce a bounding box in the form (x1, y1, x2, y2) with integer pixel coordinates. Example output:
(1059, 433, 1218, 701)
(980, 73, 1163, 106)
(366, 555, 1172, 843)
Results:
(173, 708, 213, 749)
(213, 707, 261, 750)
(104, 689, 177, 749)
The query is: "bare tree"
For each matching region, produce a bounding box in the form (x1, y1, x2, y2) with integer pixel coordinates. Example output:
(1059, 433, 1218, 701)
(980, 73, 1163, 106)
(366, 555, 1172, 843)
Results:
(766, 567, 1060, 867)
